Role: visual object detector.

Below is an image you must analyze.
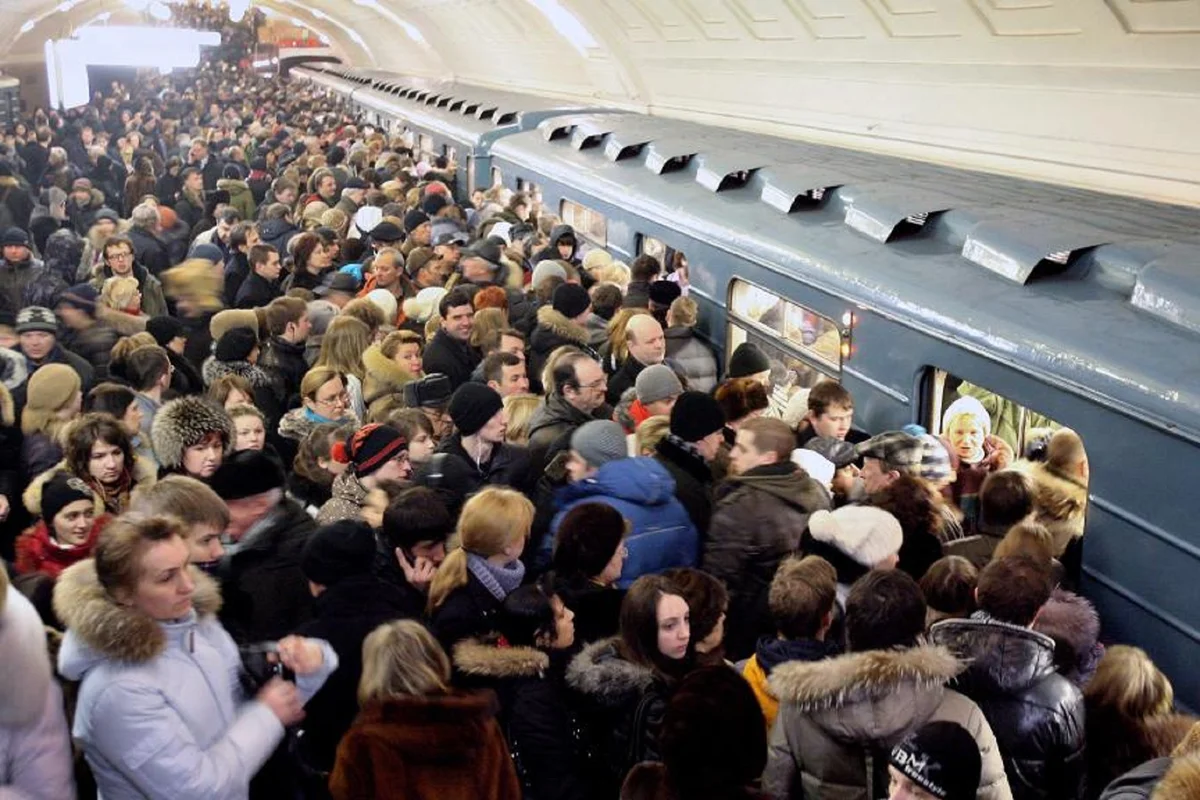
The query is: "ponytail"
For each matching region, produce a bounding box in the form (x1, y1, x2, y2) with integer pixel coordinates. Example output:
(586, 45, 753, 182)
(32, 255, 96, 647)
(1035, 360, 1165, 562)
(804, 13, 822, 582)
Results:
(426, 548, 468, 614)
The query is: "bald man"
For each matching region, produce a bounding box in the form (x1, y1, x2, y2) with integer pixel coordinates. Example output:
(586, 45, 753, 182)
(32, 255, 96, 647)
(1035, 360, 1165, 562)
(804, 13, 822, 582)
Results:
(606, 313, 667, 405)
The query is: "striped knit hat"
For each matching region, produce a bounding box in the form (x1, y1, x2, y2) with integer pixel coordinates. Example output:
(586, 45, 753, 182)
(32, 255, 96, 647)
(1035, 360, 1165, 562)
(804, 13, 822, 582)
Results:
(331, 424, 407, 477)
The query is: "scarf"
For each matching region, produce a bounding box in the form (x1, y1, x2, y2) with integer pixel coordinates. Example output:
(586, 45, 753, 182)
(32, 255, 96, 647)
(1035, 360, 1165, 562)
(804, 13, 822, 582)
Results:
(467, 552, 525, 602)
(87, 468, 133, 515)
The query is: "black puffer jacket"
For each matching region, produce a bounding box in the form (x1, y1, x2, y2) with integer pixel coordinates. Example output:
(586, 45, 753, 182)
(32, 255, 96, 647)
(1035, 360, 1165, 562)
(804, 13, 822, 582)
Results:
(437, 433, 532, 496)
(931, 613, 1086, 800)
(454, 640, 589, 800)
(422, 328, 480, 391)
(565, 639, 674, 800)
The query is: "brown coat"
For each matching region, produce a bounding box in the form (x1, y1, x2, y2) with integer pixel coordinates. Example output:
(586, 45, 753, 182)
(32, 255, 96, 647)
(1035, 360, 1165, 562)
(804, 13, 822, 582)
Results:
(329, 690, 521, 800)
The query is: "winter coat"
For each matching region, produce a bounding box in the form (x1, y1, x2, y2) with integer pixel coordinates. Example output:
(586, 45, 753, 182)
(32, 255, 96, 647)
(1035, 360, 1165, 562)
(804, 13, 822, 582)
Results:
(126, 225, 172, 276)
(218, 178, 257, 221)
(258, 336, 308, 411)
(931, 614, 1086, 800)
(0, 574, 75, 799)
(14, 514, 109, 579)
(531, 225, 579, 268)
(764, 644, 1012, 800)
(215, 498, 317, 644)
(361, 343, 412, 414)
(0, 174, 35, 232)
(65, 189, 105, 236)
(454, 639, 589, 800)
(664, 327, 717, 394)
(223, 252, 250, 307)
(527, 393, 598, 474)
(54, 559, 337, 800)
(422, 328, 481, 391)
(201, 358, 281, 428)
(89, 259, 169, 317)
(1097, 757, 1174, 800)
(316, 471, 370, 526)
(1023, 461, 1088, 557)
(19, 432, 62, 487)
(741, 636, 840, 730)
(292, 574, 419, 775)
(1084, 712, 1195, 800)
(258, 217, 300, 254)
(549, 457, 699, 588)
(329, 690, 521, 800)
(1033, 588, 1103, 687)
(14, 345, 94, 411)
(430, 570, 506, 651)
(61, 320, 119, 382)
(566, 639, 676, 798)
(437, 434, 533, 495)
(0, 256, 51, 326)
(545, 572, 624, 646)
(654, 436, 715, 536)
(529, 306, 596, 390)
(233, 271, 280, 309)
(24, 455, 157, 519)
(704, 463, 830, 660)
(621, 763, 768, 800)
(606, 355, 650, 407)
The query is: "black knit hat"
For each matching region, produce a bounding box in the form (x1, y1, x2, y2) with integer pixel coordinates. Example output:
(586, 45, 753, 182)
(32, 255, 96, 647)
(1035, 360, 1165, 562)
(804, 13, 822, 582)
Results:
(889, 721, 982, 800)
(214, 327, 257, 363)
(331, 423, 407, 477)
(648, 280, 682, 308)
(552, 282, 591, 319)
(209, 449, 286, 501)
(146, 316, 184, 347)
(41, 472, 95, 524)
(727, 342, 771, 378)
(669, 391, 725, 442)
(403, 209, 430, 233)
(301, 520, 377, 586)
(448, 383, 504, 437)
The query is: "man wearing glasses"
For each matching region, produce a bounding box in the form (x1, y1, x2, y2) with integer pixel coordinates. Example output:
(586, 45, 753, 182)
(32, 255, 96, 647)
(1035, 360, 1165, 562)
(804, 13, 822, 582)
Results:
(89, 235, 168, 317)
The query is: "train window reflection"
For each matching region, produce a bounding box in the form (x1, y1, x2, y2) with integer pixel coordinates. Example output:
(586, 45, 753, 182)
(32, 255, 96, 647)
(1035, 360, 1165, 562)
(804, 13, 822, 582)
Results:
(491, 167, 504, 187)
(561, 199, 607, 247)
(640, 235, 667, 263)
(727, 324, 832, 417)
(729, 280, 841, 369)
(417, 134, 433, 160)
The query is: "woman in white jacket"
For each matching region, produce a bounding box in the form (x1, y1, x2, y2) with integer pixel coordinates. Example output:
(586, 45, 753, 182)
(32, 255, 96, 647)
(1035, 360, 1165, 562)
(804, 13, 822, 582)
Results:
(53, 514, 338, 800)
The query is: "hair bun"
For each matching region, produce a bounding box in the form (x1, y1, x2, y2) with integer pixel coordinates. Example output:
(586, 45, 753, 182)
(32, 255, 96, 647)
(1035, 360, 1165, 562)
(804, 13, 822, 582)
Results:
(330, 440, 350, 464)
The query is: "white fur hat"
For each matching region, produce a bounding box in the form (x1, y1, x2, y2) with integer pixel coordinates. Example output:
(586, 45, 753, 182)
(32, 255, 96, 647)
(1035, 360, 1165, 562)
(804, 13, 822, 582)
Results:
(365, 288, 398, 323)
(807, 506, 903, 568)
(941, 395, 991, 437)
(792, 448, 835, 489)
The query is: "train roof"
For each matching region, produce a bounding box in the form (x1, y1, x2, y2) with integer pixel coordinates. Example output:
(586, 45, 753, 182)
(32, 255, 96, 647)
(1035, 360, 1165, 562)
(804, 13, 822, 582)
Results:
(294, 65, 616, 146)
(491, 112, 1200, 438)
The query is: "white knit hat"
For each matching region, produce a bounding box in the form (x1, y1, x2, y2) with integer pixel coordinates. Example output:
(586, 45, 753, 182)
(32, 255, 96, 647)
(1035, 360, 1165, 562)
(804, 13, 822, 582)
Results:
(792, 448, 834, 489)
(941, 395, 991, 437)
(365, 288, 398, 323)
(807, 506, 903, 568)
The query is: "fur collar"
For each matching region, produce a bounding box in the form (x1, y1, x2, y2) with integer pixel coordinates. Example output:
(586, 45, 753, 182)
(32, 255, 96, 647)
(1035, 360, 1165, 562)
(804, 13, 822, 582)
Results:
(362, 344, 412, 392)
(23, 461, 109, 518)
(536, 305, 590, 346)
(566, 638, 655, 705)
(453, 638, 550, 679)
(1027, 460, 1088, 520)
(53, 558, 222, 663)
(1158, 754, 1200, 800)
(202, 356, 273, 389)
(769, 644, 961, 710)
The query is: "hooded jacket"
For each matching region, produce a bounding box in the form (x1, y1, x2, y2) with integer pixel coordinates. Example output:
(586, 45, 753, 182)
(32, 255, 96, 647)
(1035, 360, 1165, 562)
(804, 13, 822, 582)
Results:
(704, 463, 831, 660)
(0, 570, 75, 798)
(54, 560, 337, 800)
(763, 644, 1012, 800)
(453, 639, 589, 800)
(316, 470, 370, 526)
(741, 636, 840, 730)
(529, 305, 596, 388)
(329, 690, 521, 800)
(566, 639, 676, 798)
(664, 326, 718, 394)
(931, 614, 1085, 800)
(361, 342, 413, 415)
(549, 457, 698, 588)
(531, 225, 579, 268)
(217, 177, 257, 221)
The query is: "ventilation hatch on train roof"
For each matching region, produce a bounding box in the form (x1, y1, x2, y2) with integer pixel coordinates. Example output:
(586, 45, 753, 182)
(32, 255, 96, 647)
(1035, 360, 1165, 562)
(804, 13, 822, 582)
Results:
(840, 184, 960, 243)
(757, 165, 863, 213)
(695, 151, 765, 193)
(568, 118, 621, 150)
(962, 214, 1111, 284)
(539, 117, 585, 141)
(645, 139, 700, 174)
(1129, 247, 1200, 335)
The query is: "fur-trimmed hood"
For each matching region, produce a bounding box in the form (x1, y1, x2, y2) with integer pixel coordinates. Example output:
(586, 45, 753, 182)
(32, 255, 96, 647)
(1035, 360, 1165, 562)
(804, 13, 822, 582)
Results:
(0, 564, 55, 727)
(1027, 461, 1087, 521)
(23, 457, 156, 517)
(362, 343, 413, 406)
(53, 558, 221, 668)
(201, 355, 274, 390)
(278, 406, 321, 442)
(453, 638, 550, 679)
(150, 396, 233, 470)
(566, 638, 655, 707)
(535, 304, 590, 347)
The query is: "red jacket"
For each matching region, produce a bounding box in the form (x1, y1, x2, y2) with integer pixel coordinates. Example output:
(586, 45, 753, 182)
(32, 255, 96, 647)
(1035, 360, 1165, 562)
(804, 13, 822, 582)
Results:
(14, 515, 111, 579)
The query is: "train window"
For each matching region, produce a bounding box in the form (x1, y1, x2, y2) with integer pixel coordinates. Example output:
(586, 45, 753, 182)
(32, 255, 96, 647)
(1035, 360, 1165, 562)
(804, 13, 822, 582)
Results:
(640, 235, 668, 264)
(729, 280, 842, 370)
(491, 167, 504, 188)
(727, 324, 831, 412)
(561, 199, 608, 247)
(925, 370, 1062, 459)
(417, 134, 433, 159)
(466, 155, 476, 196)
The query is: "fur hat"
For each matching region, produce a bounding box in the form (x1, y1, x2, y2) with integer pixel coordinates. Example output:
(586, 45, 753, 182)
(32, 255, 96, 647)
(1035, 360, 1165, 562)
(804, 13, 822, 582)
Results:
(552, 283, 590, 320)
(214, 327, 257, 363)
(670, 391, 725, 442)
(151, 396, 233, 471)
(209, 449, 285, 500)
(448, 383, 503, 437)
(209, 308, 259, 341)
(714, 377, 769, 423)
(25, 364, 80, 413)
(727, 342, 770, 378)
(807, 506, 903, 568)
(582, 248, 613, 273)
(531, 260, 567, 289)
(365, 288, 398, 323)
(402, 286, 446, 323)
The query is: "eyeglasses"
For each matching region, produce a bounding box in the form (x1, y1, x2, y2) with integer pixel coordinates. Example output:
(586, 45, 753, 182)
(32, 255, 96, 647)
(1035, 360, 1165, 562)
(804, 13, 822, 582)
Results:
(579, 378, 606, 390)
(315, 392, 350, 409)
(107, 252, 133, 262)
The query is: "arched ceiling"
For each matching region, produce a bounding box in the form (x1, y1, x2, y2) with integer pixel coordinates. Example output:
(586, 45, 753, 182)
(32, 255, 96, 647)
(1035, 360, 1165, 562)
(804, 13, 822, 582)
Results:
(3, 0, 1200, 205)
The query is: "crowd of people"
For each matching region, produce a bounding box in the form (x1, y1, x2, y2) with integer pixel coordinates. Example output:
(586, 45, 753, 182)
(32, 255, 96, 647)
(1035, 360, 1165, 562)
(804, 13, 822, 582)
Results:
(0, 8, 1196, 800)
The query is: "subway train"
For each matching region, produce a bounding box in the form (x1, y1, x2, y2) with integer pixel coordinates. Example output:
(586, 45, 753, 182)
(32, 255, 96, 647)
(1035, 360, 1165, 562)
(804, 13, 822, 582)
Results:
(292, 64, 1200, 708)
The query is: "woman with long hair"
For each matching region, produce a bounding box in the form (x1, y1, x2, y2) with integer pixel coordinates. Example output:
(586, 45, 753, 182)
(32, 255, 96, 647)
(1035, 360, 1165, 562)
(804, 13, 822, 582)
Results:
(55, 515, 337, 800)
(330, 620, 520, 800)
(315, 315, 371, 421)
(428, 486, 535, 649)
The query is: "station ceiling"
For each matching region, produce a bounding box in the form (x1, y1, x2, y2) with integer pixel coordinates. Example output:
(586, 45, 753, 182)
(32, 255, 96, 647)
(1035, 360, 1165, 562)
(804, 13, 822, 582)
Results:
(4, 0, 1200, 206)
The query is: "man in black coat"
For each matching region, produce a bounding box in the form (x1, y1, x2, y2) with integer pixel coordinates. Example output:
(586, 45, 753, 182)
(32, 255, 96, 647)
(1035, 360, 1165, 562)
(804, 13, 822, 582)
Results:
(606, 313, 666, 406)
(655, 391, 726, 536)
(422, 286, 480, 390)
(126, 203, 172, 276)
(211, 451, 316, 644)
(258, 296, 311, 411)
(234, 243, 282, 309)
(293, 520, 418, 775)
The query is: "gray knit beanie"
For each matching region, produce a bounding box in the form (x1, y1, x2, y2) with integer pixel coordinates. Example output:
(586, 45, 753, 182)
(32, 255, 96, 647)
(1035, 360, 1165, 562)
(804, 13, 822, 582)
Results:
(570, 420, 628, 469)
(635, 364, 683, 405)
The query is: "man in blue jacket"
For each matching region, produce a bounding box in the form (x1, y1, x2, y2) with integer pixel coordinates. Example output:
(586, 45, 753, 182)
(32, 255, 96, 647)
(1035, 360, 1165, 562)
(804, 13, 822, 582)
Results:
(546, 420, 698, 588)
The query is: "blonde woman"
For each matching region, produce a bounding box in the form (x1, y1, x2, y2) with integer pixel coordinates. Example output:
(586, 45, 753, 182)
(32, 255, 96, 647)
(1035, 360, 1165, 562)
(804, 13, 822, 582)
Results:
(502, 393, 540, 446)
(278, 367, 359, 447)
(428, 487, 534, 648)
(100, 276, 142, 317)
(329, 620, 520, 800)
(315, 316, 371, 420)
(1084, 646, 1196, 797)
